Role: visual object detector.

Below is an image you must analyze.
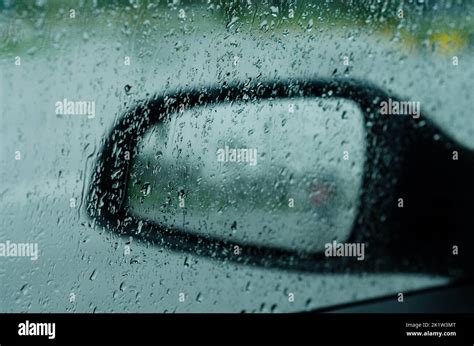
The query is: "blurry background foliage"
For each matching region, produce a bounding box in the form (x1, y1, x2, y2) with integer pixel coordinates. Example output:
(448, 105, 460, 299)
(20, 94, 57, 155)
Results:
(0, 0, 473, 57)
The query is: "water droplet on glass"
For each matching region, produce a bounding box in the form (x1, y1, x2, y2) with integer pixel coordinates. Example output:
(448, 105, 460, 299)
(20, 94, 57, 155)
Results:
(89, 269, 97, 281)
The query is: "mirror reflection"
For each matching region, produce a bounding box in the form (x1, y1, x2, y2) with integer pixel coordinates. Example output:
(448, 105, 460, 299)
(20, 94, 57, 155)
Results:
(127, 98, 365, 253)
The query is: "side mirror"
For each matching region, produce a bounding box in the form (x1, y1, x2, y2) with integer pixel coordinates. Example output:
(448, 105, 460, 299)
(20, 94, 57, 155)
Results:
(87, 79, 474, 275)
(127, 97, 365, 254)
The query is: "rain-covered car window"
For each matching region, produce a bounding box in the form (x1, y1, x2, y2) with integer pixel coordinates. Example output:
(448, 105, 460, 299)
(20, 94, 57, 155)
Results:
(1, 0, 473, 313)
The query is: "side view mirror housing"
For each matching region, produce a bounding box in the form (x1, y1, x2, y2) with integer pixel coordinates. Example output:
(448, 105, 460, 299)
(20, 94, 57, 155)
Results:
(87, 79, 474, 276)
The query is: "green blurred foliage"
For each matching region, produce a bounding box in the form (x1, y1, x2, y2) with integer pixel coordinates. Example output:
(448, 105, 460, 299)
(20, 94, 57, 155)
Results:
(1, 0, 472, 56)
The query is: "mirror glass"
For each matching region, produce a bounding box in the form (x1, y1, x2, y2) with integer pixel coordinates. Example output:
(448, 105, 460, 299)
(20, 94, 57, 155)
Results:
(126, 97, 366, 253)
